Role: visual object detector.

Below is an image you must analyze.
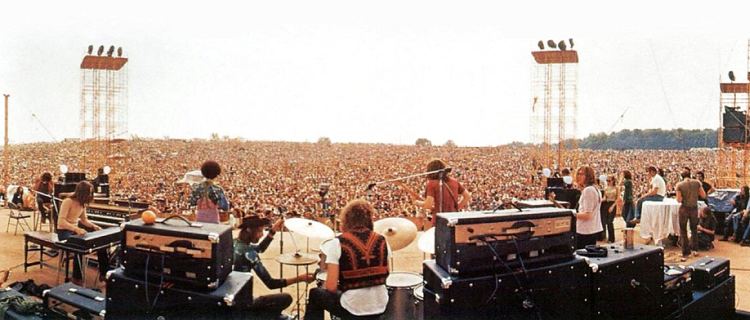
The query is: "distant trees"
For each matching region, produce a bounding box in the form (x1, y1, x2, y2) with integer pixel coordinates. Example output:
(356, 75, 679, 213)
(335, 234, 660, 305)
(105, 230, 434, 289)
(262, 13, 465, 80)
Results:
(415, 138, 432, 147)
(578, 128, 716, 150)
(318, 137, 332, 146)
(444, 140, 457, 148)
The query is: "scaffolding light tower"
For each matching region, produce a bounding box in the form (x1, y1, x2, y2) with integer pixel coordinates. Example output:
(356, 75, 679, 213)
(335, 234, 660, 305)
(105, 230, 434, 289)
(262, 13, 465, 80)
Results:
(716, 40, 750, 188)
(79, 46, 129, 182)
(530, 42, 579, 174)
(3, 94, 8, 185)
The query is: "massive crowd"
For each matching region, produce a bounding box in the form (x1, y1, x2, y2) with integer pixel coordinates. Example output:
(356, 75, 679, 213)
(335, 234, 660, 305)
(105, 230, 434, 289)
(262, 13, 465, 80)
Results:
(2, 139, 719, 221)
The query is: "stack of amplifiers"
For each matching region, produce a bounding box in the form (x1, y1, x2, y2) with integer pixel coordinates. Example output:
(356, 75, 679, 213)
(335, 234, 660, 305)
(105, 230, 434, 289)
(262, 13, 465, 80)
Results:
(435, 207, 576, 275)
(689, 257, 730, 290)
(423, 257, 592, 319)
(106, 268, 252, 320)
(86, 203, 142, 228)
(663, 265, 694, 317)
(585, 245, 664, 319)
(666, 275, 736, 320)
(121, 216, 233, 290)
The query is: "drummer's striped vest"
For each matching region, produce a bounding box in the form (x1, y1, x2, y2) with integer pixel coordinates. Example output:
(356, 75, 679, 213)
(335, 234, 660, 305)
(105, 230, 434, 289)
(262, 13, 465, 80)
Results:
(338, 228, 389, 291)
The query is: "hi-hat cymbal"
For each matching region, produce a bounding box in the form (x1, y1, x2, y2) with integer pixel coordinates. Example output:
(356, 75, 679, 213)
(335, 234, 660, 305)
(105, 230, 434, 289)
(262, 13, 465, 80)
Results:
(275, 252, 319, 266)
(285, 218, 335, 239)
(418, 227, 435, 254)
(374, 217, 418, 251)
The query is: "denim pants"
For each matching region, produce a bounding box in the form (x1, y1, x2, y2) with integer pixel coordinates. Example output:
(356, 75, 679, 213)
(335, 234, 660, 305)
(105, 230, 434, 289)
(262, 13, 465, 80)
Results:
(635, 195, 664, 219)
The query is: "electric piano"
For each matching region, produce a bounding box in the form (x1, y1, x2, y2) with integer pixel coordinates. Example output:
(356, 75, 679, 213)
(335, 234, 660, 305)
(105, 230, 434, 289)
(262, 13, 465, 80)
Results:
(86, 203, 141, 228)
(64, 227, 121, 253)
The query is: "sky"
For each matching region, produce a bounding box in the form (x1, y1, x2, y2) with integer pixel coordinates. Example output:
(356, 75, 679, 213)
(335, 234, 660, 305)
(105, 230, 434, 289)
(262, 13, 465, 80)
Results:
(1, 1, 750, 147)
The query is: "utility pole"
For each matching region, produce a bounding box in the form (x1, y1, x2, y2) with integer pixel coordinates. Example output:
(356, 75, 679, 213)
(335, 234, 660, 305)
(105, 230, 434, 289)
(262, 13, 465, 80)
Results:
(3, 94, 8, 185)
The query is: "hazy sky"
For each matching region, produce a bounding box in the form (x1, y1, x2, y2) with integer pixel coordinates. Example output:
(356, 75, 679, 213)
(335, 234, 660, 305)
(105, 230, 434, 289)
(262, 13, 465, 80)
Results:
(1, 1, 750, 146)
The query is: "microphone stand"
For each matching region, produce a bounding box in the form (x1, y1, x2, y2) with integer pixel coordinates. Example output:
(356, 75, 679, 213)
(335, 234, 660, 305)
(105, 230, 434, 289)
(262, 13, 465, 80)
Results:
(365, 168, 452, 191)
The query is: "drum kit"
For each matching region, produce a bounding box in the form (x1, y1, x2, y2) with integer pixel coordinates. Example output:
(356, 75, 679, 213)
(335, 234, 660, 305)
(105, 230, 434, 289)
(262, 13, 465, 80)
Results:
(277, 215, 435, 319)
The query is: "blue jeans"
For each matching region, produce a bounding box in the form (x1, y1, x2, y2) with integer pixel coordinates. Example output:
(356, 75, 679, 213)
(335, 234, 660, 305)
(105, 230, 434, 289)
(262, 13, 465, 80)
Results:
(635, 195, 664, 219)
(57, 229, 110, 281)
(622, 200, 635, 227)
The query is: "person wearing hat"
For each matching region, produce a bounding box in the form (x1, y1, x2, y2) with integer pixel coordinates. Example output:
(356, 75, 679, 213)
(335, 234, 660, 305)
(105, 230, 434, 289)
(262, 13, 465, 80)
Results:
(234, 215, 314, 319)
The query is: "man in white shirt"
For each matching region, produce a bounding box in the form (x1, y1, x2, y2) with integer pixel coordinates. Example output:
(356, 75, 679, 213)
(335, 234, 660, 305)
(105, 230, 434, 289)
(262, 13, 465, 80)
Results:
(305, 199, 389, 320)
(632, 166, 666, 224)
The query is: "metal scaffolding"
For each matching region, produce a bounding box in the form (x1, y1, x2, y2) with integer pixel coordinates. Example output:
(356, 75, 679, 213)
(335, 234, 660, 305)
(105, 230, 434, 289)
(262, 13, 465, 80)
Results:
(530, 44, 579, 173)
(717, 41, 750, 188)
(79, 46, 129, 180)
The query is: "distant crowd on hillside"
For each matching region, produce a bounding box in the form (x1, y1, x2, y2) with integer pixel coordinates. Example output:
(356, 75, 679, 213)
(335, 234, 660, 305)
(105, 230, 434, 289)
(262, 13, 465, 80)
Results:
(1, 139, 718, 221)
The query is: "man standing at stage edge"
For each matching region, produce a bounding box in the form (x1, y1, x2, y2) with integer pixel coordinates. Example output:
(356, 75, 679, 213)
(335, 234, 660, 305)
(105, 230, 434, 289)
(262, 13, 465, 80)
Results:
(632, 166, 666, 224)
(676, 169, 707, 261)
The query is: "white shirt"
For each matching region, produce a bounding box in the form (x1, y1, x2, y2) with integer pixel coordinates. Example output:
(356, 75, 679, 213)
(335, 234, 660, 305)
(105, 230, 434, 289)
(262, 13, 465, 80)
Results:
(320, 238, 390, 316)
(652, 175, 666, 197)
(577, 185, 603, 235)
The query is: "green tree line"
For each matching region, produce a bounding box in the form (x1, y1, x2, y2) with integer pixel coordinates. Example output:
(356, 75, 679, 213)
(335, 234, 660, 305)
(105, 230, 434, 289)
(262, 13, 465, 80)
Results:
(577, 128, 717, 150)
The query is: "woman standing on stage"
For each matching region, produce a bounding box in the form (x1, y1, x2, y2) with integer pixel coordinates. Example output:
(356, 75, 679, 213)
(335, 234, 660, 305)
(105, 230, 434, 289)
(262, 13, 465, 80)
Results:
(575, 166, 603, 249)
(56, 181, 109, 284)
(189, 160, 230, 223)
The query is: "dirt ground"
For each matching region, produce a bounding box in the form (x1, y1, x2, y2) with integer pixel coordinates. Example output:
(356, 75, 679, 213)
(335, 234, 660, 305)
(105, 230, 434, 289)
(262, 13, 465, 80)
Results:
(1, 208, 747, 317)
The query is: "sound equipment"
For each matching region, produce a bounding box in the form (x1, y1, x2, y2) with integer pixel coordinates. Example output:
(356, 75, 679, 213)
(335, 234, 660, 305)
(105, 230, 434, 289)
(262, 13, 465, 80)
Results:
(724, 105, 746, 128)
(43, 282, 106, 319)
(435, 208, 576, 275)
(666, 275, 735, 320)
(64, 227, 121, 252)
(689, 257, 730, 290)
(422, 257, 592, 319)
(105, 268, 252, 320)
(662, 265, 693, 317)
(86, 203, 141, 228)
(546, 177, 565, 188)
(64, 172, 87, 183)
(544, 187, 580, 209)
(723, 127, 748, 144)
(585, 244, 664, 319)
(113, 199, 150, 209)
(121, 216, 233, 290)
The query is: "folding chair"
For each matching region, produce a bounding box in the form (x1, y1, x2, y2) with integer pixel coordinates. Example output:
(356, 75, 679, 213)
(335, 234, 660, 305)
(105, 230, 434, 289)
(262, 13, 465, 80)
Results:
(6, 202, 33, 235)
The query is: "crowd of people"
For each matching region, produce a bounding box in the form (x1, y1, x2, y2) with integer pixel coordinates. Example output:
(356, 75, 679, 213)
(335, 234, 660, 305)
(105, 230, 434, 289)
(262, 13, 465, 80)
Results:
(2, 139, 720, 222)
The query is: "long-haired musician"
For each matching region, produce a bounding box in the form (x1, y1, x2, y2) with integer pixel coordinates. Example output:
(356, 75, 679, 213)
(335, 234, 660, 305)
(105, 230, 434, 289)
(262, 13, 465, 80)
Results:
(305, 199, 390, 320)
(56, 181, 109, 284)
(401, 158, 471, 215)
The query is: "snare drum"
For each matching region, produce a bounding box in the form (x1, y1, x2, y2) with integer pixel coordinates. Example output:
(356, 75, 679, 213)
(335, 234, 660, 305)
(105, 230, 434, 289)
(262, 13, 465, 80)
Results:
(413, 283, 424, 320)
(385, 272, 423, 320)
(315, 271, 327, 287)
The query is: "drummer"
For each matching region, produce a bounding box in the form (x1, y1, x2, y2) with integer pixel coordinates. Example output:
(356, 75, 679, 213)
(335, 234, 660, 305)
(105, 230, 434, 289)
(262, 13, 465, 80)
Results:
(305, 199, 390, 320)
(233, 216, 315, 318)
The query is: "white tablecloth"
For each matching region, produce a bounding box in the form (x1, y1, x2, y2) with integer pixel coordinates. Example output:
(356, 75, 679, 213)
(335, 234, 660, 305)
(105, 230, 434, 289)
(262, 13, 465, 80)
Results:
(639, 198, 707, 242)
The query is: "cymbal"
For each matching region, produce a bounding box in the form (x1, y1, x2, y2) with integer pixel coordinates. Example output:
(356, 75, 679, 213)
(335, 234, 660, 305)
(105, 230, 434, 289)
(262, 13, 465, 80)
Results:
(275, 252, 319, 266)
(285, 218, 335, 239)
(374, 217, 418, 251)
(418, 227, 435, 254)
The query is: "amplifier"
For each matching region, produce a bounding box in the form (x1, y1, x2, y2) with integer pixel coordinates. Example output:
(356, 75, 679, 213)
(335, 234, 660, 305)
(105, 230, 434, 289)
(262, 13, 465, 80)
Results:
(43, 282, 106, 320)
(585, 244, 664, 319)
(106, 268, 252, 320)
(662, 265, 693, 317)
(64, 172, 87, 183)
(113, 199, 150, 209)
(87, 203, 141, 228)
(435, 208, 576, 275)
(689, 257, 730, 290)
(666, 275, 735, 320)
(121, 216, 233, 290)
(423, 257, 592, 319)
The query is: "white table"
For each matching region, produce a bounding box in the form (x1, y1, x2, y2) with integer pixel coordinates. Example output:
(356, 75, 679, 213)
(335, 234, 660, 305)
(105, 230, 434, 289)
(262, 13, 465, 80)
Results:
(639, 198, 706, 244)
